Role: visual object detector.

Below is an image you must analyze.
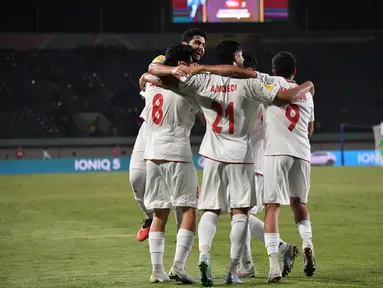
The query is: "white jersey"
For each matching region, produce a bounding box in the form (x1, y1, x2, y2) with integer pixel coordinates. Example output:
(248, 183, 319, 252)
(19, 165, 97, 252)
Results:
(264, 77, 314, 162)
(248, 104, 265, 174)
(247, 71, 273, 174)
(179, 73, 280, 163)
(142, 83, 200, 162)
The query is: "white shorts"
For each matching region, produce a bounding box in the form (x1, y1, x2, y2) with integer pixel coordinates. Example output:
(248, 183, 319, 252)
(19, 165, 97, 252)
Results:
(250, 173, 264, 214)
(198, 158, 256, 214)
(144, 161, 198, 210)
(130, 122, 146, 171)
(263, 155, 310, 206)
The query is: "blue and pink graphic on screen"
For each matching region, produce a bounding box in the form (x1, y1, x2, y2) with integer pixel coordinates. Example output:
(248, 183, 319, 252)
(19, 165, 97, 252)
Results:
(172, 0, 288, 23)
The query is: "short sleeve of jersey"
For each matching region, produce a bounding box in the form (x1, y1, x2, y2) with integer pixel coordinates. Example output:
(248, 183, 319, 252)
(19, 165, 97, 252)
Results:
(178, 73, 211, 96)
(244, 78, 280, 104)
(152, 55, 166, 64)
(256, 71, 275, 85)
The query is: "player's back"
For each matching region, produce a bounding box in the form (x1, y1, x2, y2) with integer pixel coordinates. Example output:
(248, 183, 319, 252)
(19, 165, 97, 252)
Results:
(143, 83, 200, 162)
(181, 73, 278, 163)
(248, 104, 265, 170)
(264, 77, 314, 161)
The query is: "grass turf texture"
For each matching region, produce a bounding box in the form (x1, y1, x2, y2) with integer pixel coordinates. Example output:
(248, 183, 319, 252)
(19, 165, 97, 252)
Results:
(1, 167, 383, 287)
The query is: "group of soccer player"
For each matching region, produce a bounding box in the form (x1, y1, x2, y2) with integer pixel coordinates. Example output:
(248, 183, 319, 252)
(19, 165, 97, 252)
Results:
(129, 28, 316, 286)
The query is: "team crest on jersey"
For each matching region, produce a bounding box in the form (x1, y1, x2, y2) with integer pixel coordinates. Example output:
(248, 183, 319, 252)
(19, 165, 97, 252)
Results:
(264, 83, 274, 91)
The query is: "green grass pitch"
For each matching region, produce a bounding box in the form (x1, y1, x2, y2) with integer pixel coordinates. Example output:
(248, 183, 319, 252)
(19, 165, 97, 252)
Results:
(1, 167, 383, 287)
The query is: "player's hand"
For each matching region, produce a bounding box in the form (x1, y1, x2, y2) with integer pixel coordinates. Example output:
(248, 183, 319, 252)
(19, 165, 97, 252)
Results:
(139, 73, 147, 91)
(172, 65, 192, 79)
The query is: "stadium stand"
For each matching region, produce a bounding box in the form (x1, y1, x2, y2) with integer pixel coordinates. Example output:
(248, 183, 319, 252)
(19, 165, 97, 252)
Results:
(0, 38, 382, 139)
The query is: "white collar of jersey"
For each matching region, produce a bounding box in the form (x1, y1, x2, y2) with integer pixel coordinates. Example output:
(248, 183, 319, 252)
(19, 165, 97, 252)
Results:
(139, 91, 146, 98)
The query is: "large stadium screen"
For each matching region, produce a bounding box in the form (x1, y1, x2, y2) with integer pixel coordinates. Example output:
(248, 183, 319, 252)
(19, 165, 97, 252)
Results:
(172, 0, 288, 23)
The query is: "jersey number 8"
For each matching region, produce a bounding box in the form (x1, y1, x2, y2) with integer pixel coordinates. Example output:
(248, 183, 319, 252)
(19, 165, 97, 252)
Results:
(152, 93, 164, 125)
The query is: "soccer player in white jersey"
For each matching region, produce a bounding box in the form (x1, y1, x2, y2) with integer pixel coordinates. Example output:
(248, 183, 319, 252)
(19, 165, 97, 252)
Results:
(237, 52, 299, 279)
(143, 40, 313, 286)
(262, 51, 316, 283)
(142, 43, 201, 284)
(132, 28, 207, 242)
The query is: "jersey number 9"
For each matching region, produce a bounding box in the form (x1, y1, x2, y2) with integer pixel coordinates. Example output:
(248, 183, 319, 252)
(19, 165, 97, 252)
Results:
(285, 104, 300, 131)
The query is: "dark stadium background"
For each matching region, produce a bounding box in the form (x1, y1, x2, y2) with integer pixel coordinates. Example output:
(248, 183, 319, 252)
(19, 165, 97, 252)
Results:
(0, 0, 381, 159)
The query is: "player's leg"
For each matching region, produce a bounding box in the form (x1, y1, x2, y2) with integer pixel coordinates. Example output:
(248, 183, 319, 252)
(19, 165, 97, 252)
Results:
(149, 208, 171, 283)
(249, 173, 298, 277)
(224, 164, 255, 284)
(263, 155, 293, 283)
(197, 158, 225, 287)
(289, 158, 315, 277)
(167, 162, 198, 284)
(238, 172, 264, 277)
(238, 224, 255, 278)
(144, 160, 171, 283)
(173, 206, 183, 233)
(130, 123, 153, 241)
(130, 164, 153, 241)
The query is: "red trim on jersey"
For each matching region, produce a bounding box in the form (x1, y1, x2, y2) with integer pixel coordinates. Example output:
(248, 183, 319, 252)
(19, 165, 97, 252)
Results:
(199, 153, 254, 165)
(255, 172, 264, 176)
(264, 154, 310, 163)
(144, 158, 190, 163)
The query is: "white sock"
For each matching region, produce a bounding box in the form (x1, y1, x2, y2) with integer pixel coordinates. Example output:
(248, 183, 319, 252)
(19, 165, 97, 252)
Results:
(173, 207, 183, 232)
(264, 233, 280, 268)
(149, 232, 165, 274)
(198, 211, 218, 257)
(264, 233, 280, 256)
(249, 216, 289, 255)
(248, 215, 265, 242)
(229, 214, 248, 275)
(297, 220, 313, 248)
(240, 225, 253, 269)
(174, 229, 194, 270)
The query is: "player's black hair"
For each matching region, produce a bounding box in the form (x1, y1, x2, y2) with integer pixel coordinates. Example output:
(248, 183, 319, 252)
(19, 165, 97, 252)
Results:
(243, 51, 257, 69)
(181, 28, 207, 43)
(164, 43, 194, 66)
(272, 51, 297, 78)
(216, 40, 242, 65)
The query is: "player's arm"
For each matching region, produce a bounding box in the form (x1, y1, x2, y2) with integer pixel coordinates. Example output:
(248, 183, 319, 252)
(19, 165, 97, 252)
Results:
(140, 73, 179, 89)
(308, 122, 314, 137)
(139, 73, 148, 91)
(308, 103, 315, 137)
(189, 65, 258, 78)
(148, 63, 190, 78)
(275, 81, 314, 103)
(198, 112, 206, 126)
(141, 73, 164, 88)
(246, 78, 314, 104)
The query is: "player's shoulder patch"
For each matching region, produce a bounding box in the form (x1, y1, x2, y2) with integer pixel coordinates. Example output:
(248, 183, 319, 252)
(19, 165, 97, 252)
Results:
(152, 55, 166, 64)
